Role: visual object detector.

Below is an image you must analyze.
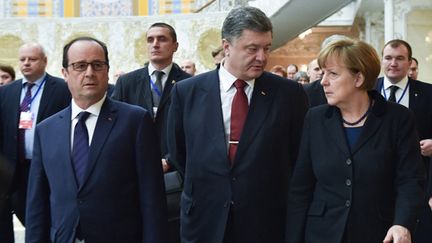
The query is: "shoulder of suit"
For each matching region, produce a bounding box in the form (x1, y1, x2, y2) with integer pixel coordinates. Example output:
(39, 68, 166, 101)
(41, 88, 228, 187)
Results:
(109, 97, 147, 113)
(117, 67, 148, 82)
(36, 106, 70, 128)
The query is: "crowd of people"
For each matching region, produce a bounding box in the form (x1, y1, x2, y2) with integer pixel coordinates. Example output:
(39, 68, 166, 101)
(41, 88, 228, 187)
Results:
(0, 5, 431, 243)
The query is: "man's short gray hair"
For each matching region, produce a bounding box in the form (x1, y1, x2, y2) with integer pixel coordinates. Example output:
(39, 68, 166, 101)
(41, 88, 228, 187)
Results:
(321, 34, 349, 50)
(222, 6, 273, 43)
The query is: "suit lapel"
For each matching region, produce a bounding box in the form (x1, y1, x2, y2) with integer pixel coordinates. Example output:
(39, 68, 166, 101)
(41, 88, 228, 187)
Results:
(138, 67, 154, 117)
(203, 71, 229, 160)
(10, 81, 23, 127)
(159, 67, 178, 111)
(323, 107, 351, 157)
(37, 74, 53, 122)
(79, 99, 117, 190)
(408, 79, 421, 111)
(234, 75, 273, 164)
(57, 107, 79, 191)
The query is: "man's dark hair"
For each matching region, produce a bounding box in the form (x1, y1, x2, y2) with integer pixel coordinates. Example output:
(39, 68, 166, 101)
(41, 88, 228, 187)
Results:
(382, 39, 412, 61)
(412, 57, 418, 65)
(62, 36, 109, 69)
(222, 6, 272, 43)
(148, 22, 177, 42)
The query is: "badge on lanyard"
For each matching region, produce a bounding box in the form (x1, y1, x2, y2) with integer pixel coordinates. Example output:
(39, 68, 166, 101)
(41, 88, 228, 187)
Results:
(19, 111, 34, 129)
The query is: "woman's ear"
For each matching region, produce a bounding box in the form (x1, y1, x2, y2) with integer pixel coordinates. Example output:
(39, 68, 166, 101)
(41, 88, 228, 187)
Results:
(355, 72, 365, 88)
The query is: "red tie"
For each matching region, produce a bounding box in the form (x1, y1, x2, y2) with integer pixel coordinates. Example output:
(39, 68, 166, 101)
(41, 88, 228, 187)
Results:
(228, 79, 249, 164)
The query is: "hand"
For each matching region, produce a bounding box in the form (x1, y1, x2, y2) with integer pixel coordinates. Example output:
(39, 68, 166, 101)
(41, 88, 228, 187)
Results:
(162, 158, 170, 173)
(420, 139, 432, 157)
(428, 197, 432, 210)
(383, 225, 411, 243)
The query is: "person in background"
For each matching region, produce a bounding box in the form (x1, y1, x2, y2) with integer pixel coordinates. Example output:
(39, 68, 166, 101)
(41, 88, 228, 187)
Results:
(376, 39, 432, 243)
(0, 64, 15, 85)
(286, 38, 425, 243)
(0, 42, 71, 243)
(25, 36, 167, 243)
(306, 58, 323, 82)
(212, 46, 225, 65)
(293, 71, 310, 85)
(287, 64, 298, 80)
(408, 57, 418, 80)
(180, 59, 197, 76)
(112, 22, 191, 243)
(270, 64, 287, 78)
(167, 6, 308, 242)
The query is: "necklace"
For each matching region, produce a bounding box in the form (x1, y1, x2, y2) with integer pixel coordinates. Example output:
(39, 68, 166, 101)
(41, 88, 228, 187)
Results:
(342, 100, 373, 126)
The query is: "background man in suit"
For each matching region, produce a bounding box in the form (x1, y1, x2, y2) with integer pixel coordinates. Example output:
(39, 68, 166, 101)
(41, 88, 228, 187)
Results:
(180, 59, 197, 76)
(376, 39, 432, 243)
(112, 22, 190, 243)
(408, 57, 419, 80)
(112, 22, 190, 173)
(167, 6, 308, 242)
(25, 36, 167, 243)
(0, 42, 70, 243)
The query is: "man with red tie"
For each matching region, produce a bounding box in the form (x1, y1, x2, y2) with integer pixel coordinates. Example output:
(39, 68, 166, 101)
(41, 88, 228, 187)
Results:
(167, 6, 308, 243)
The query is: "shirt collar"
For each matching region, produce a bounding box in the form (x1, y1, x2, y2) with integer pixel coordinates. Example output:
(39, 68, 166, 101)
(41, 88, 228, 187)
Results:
(22, 73, 47, 88)
(383, 75, 409, 90)
(71, 94, 106, 121)
(218, 61, 254, 92)
(148, 62, 173, 77)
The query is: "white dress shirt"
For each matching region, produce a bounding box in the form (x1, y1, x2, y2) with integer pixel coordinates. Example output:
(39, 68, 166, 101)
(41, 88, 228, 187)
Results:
(382, 76, 410, 108)
(218, 63, 254, 150)
(70, 94, 106, 149)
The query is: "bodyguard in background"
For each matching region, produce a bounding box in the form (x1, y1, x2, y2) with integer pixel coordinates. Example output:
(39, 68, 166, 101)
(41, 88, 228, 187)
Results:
(376, 39, 432, 243)
(168, 6, 308, 242)
(25, 37, 167, 243)
(112, 22, 190, 243)
(0, 42, 70, 243)
(286, 39, 425, 243)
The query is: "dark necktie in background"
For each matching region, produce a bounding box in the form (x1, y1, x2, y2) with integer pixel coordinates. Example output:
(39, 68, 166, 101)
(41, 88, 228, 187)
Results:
(152, 70, 164, 107)
(388, 85, 399, 102)
(228, 79, 249, 164)
(72, 111, 91, 187)
(18, 82, 35, 162)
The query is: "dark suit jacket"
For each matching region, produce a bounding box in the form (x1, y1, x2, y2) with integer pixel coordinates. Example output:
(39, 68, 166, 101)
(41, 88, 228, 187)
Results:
(25, 98, 167, 243)
(0, 153, 13, 211)
(167, 70, 308, 242)
(112, 64, 191, 159)
(0, 73, 70, 195)
(286, 91, 425, 243)
(376, 78, 432, 196)
(303, 80, 326, 108)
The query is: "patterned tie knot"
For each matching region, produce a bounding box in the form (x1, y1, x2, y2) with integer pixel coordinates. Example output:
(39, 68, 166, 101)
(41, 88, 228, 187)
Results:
(154, 70, 164, 81)
(234, 79, 246, 89)
(78, 111, 91, 123)
(26, 82, 35, 89)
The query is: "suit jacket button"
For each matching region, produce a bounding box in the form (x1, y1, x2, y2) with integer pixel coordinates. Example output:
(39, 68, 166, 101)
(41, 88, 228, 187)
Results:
(345, 200, 351, 207)
(346, 158, 352, 165)
(345, 179, 351, 186)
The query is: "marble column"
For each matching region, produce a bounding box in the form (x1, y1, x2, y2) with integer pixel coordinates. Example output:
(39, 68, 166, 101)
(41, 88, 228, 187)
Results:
(384, 0, 394, 42)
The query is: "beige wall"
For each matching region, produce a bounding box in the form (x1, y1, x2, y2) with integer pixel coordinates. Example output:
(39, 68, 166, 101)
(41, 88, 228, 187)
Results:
(407, 9, 432, 83)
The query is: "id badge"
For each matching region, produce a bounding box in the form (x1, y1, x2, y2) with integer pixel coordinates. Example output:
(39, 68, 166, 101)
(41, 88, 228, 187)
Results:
(19, 111, 34, 129)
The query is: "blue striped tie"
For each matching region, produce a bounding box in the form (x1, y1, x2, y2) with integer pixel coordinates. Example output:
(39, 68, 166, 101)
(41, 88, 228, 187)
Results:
(72, 111, 91, 187)
(18, 82, 34, 162)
